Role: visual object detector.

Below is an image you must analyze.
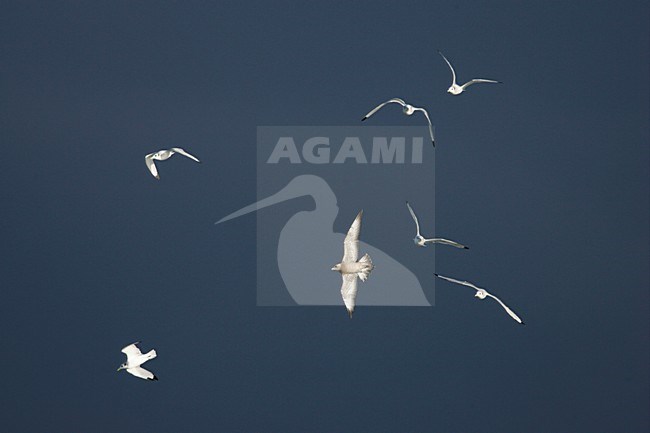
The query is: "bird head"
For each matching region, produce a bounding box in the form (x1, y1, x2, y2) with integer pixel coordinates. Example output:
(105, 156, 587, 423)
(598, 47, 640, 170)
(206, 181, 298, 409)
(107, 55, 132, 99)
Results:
(117, 363, 127, 372)
(475, 290, 487, 299)
(215, 175, 339, 226)
(331, 263, 342, 272)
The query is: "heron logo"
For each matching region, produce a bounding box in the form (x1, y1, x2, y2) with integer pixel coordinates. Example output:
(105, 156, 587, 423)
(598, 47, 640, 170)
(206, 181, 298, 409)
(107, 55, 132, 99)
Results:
(217, 126, 436, 309)
(266, 136, 424, 164)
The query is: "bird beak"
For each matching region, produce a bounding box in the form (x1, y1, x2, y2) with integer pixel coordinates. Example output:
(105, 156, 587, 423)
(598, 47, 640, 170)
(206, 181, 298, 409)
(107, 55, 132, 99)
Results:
(215, 179, 307, 225)
(215, 175, 337, 226)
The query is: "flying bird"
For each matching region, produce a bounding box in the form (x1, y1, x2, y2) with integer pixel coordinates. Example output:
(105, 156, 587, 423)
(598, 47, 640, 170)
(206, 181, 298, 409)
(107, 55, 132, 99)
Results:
(362, 98, 435, 147)
(117, 342, 159, 380)
(438, 51, 501, 95)
(406, 201, 468, 249)
(331, 210, 374, 318)
(216, 175, 431, 307)
(145, 147, 200, 179)
(434, 274, 524, 324)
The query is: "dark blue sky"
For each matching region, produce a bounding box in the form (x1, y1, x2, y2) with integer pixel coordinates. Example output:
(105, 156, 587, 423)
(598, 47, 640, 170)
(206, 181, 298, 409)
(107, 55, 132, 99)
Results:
(1, 1, 648, 432)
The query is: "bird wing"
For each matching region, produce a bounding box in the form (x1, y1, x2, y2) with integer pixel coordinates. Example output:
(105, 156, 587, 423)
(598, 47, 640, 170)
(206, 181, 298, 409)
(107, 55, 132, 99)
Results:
(170, 147, 200, 163)
(434, 274, 482, 291)
(145, 154, 159, 179)
(362, 98, 406, 120)
(486, 292, 524, 324)
(424, 238, 467, 249)
(127, 366, 158, 380)
(413, 107, 435, 146)
(121, 342, 143, 361)
(461, 79, 501, 89)
(340, 274, 358, 316)
(406, 201, 421, 237)
(342, 210, 363, 262)
(438, 51, 456, 85)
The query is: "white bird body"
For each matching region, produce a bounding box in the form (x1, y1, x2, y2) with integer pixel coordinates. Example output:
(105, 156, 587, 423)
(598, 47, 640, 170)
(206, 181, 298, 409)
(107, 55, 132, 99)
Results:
(216, 175, 431, 307)
(145, 147, 200, 179)
(117, 342, 159, 380)
(434, 274, 524, 324)
(331, 210, 374, 317)
(338, 259, 371, 275)
(406, 201, 468, 249)
(438, 51, 501, 95)
(362, 98, 435, 147)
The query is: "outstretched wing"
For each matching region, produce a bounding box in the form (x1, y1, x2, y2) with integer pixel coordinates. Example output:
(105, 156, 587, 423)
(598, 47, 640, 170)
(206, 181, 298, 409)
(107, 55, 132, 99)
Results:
(127, 366, 158, 380)
(144, 154, 159, 179)
(362, 98, 407, 120)
(170, 147, 200, 163)
(486, 292, 524, 324)
(413, 107, 435, 147)
(461, 78, 501, 90)
(342, 210, 363, 262)
(121, 342, 143, 362)
(340, 274, 358, 317)
(438, 51, 456, 85)
(406, 201, 421, 237)
(434, 274, 482, 291)
(424, 238, 468, 249)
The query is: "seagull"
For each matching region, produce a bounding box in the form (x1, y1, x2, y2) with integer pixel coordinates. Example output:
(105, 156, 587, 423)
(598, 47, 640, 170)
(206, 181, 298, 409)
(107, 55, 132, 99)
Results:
(362, 98, 435, 147)
(434, 274, 524, 324)
(438, 51, 501, 95)
(117, 342, 159, 380)
(406, 201, 468, 249)
(331, 210, 374, 318)
(145, 147, 200, 179)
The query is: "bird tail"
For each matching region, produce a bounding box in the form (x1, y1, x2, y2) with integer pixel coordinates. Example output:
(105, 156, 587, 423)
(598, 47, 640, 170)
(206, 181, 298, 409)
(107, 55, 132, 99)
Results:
(146, 349, 157, 360)
(357, 254, 374, 282)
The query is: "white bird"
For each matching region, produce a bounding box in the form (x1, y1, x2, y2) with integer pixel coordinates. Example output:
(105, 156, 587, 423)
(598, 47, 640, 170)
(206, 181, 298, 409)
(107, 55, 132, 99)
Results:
(438, 51, 501, 95)
(434, 274, 524, 324)
(145, 147, 200, 179)
(406, 201, 468, 249)
(362, 98, 435, 147)
(117, 342, 159, 380)
(331, 210, 374, 318)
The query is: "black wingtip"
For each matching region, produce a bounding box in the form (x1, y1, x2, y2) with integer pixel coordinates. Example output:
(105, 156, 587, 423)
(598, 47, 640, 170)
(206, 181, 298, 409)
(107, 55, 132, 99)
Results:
(463, 246, 469, 250)
(149, 375, 159, 381)
(433, 273, 440, 277)
(361, 117, 367, 122)
(520, 321, 526, 326)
